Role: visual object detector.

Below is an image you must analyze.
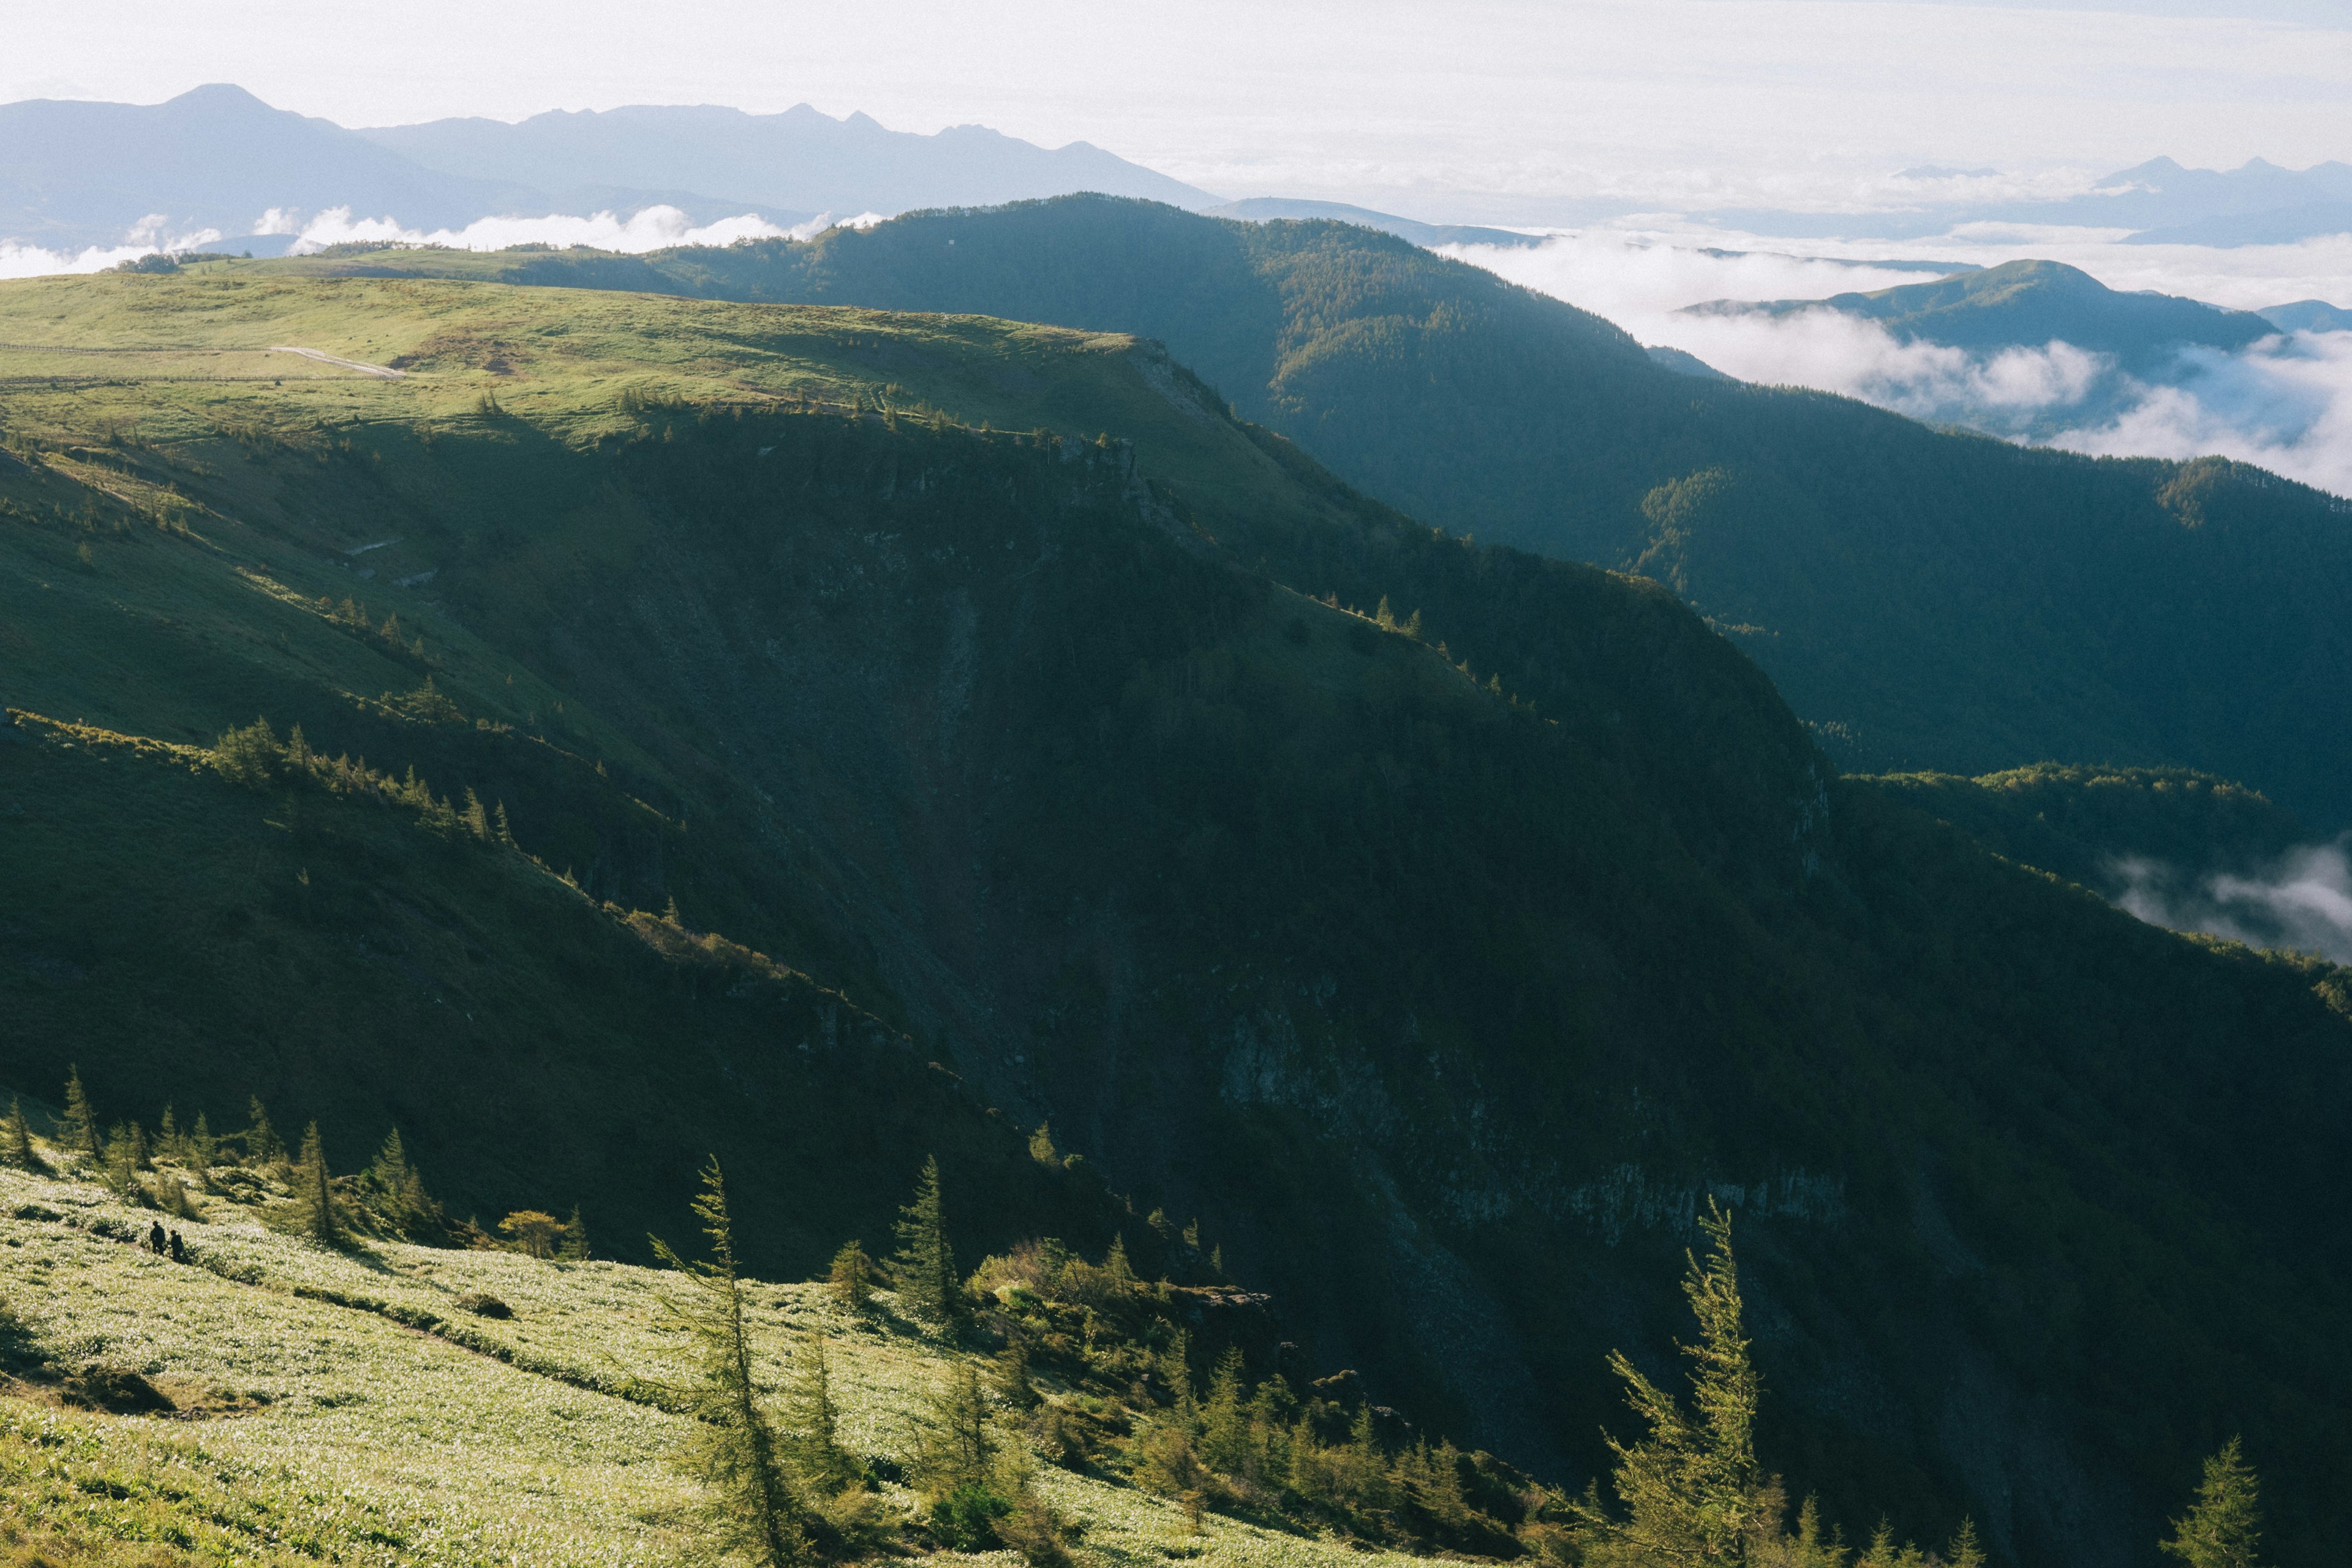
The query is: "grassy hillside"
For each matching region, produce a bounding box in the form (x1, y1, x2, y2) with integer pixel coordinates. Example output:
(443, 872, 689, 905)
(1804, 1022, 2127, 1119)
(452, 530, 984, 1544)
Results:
(3, 270, 2350, 1567)
(270, 198, 2352, 830)
(0, 1150, 1446, 1568)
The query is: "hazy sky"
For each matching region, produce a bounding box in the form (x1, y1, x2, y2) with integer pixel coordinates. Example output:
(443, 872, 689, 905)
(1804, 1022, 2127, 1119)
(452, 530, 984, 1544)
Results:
(7, 1, 2351, 219)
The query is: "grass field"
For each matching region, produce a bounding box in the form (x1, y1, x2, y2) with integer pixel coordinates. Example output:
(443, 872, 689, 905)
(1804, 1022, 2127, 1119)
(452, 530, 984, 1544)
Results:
(0, 1146, 1418, 1568)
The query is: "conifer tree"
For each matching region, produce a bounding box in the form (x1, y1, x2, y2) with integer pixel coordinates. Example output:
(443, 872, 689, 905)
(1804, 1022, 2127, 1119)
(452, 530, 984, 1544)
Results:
(2, 1098, 37, 1169)
(101, 1123, 145, 1199)
(156, 1105, 181, 1162)
(651, 1158, 808, 1568)
(1574, 1201, 1770, 1564)
(461, 788, 490, 840)
(2161, 1437, 2266, 1568)
(995, 1335, 1038, 1411)
(889, 1156, 963, 1322)
(1199, 1347, 1252, 1476)
(786, 1336, 861, 1492)
(1027, 1121, 1057, 1165)
(244, 1097, 283, 1166)
(1947, 1517, 1988, 1568)
(1102, 1232, 1134, 1287)
(294, 1121, 341, 1246)
(914, 1362, 993, 1496)
(58, 1066, 99, 1158)
(827, 1240, 874, 1310)
(559, 1204, 590, 1261)
(189, 1111, 216, 1172)
(499, 1210, 563, 1257)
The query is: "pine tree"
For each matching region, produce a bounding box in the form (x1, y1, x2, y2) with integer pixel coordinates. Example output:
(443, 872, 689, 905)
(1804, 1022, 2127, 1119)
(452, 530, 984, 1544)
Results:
(244, 1096, 283, 1166)
(294, 1121, 340, 1245)
(2, 1098, 38, 1169)
(1027, 1121, 1057, 1165)
(650, 1158, 808, 1567)
(461, 788, 490, 840)
(58, 1066, 99, 1158)
(827, 1240, 874, 1310)
(558, 1204, 590, 1261)
(2161, 1437, 2266, 1568)
(156, 1104, 181, 1163)
(1102, 1233, 1134, 1287)
(1947, 1517, 1988, 1568)
(1573, 1200, 1770, 1563)
(189, 1111, 216, 1171)
(889, 1156, 963, 1322)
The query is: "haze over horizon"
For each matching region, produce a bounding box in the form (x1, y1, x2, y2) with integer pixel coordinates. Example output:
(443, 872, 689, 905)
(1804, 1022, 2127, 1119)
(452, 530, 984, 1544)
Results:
(9, 0, 2352, 224)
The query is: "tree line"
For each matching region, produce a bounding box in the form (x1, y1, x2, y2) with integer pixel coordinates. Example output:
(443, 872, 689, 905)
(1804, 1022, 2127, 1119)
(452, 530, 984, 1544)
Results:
(0, 1079, 2272, 1568)
(2, 1068, 585, 1259)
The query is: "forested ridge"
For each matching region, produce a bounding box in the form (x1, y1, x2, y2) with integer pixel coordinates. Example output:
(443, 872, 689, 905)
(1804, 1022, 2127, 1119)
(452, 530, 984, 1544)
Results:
(285, 197, 2352, 830)
(0, 270, 2346, 1566)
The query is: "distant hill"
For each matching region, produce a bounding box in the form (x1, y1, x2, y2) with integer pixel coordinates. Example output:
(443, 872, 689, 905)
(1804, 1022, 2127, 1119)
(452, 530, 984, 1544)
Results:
(2257, 298, 2352, 333)
(1204, 197, 1540, 249)
(1686, 258, 2277, 371)
(0, 85, 1210, 252)
(276, 197, 2352, 831)
(359, 102, 1219, 221)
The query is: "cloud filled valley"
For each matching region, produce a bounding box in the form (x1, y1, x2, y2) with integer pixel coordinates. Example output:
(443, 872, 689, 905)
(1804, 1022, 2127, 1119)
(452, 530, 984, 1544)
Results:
(1458, 228, 2352, 497)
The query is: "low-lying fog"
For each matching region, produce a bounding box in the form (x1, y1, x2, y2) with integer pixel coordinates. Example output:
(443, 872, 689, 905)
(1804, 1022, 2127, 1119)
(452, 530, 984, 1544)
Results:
(1453, 227, 2352, 497)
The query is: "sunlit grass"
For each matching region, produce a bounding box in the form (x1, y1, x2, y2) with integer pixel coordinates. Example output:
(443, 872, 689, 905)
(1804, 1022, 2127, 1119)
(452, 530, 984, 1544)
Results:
(0, 1158, 1414, 1568)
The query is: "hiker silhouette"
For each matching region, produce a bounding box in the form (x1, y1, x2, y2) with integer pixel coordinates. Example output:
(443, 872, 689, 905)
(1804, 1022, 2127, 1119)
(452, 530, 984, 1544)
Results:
(168, 1231, 186, 1264)
(149, 1221, 167, 1254)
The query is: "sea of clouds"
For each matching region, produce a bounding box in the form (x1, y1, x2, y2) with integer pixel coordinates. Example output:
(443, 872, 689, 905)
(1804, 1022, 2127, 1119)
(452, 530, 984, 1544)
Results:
(0, 204, 886, 283)
(1450, 226, 2352, 497)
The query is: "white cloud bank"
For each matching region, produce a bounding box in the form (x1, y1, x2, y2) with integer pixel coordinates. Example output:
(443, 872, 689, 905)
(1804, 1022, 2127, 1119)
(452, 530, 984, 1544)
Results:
(2114, 842, 2352, 965)
(1452, 228, 2352, 497)
(0, 205, 887, 282)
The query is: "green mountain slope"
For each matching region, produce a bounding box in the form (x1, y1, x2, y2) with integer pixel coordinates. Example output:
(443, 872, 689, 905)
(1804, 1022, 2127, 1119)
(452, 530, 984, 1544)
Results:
(1687, 259, 2276, 369)
(271, 198, 2352, 830)
(4, 271, 2350, 1567)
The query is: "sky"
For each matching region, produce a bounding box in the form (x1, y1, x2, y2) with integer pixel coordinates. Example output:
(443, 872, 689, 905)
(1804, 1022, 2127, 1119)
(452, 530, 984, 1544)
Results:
(7, 1, 2351, 221)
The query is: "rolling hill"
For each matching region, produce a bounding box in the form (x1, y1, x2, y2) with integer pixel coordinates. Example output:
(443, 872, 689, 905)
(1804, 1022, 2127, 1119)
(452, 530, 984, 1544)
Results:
(2, 268, 2350, 1566)
(261, 198, 2352, 832)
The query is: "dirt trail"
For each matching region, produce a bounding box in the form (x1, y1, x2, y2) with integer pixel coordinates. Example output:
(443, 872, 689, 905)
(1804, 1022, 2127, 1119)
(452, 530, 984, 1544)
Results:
(268, 345, 406, 379)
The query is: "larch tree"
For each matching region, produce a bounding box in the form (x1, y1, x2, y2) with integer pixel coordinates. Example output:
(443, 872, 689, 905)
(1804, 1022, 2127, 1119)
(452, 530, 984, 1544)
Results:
(293, 1121, 340, 1246)
(889, 1156, 963, 1323)
(2, 1098, 37, 1169)
(1574, 1200, 1776, 1565)
(651, 1158, 807, 1568)
(827, 1240, 873, 1310)
(2161, 1437, 2266, 1568)
(58, 1066, 99, 1158)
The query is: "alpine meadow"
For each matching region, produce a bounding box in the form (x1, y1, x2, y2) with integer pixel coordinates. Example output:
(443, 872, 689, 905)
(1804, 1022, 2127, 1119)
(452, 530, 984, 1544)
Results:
(5, 36, 2352, 1568)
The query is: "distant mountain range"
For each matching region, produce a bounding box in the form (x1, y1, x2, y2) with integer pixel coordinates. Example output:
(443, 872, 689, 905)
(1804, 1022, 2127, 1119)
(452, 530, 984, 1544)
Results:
(1705, 156, 2352, 247)
(0, 84, 1215, 252)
